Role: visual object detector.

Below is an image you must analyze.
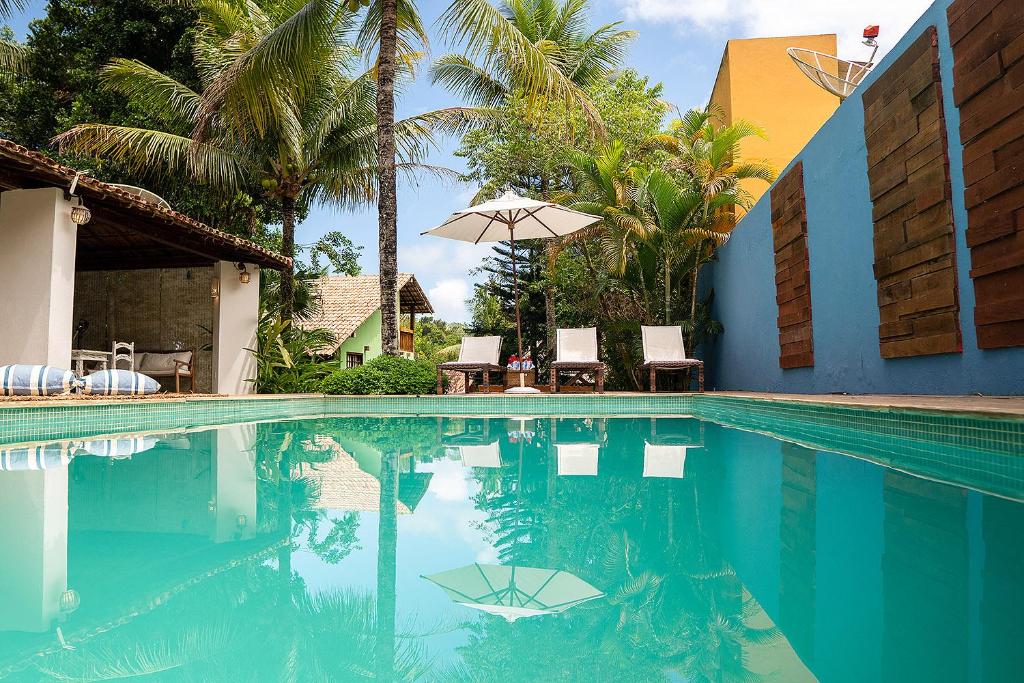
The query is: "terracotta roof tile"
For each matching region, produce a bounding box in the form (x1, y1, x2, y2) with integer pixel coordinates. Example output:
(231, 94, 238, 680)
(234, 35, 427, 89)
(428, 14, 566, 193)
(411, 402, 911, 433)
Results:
(301, 436, 411, 513)
(299, 274, 433, 354)
(0, 138, 290, 270)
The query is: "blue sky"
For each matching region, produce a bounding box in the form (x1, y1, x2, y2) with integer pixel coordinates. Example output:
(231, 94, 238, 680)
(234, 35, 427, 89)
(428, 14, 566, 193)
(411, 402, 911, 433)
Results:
(6, 0, 933, 321)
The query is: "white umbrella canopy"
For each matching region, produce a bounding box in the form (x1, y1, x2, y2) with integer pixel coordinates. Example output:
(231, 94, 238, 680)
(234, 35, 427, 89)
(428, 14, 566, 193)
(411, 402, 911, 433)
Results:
(422, 191, 601, 243)
(422, 191, 602, 393)
(422, 563, 604, 623)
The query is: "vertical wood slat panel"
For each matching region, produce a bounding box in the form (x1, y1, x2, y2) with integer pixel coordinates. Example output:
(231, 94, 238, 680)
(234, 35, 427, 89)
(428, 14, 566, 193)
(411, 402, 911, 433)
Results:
(771, 162, 815, 369)
(862, 27, 963, 359)
(948, 0, 1024, 349)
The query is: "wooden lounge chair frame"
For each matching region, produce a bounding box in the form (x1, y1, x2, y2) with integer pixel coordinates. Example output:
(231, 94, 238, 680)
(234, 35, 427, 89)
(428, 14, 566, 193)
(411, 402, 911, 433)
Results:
(640, 326, 704, 392)
(436, 336, 505, 395)
(550, 328, 605, 393)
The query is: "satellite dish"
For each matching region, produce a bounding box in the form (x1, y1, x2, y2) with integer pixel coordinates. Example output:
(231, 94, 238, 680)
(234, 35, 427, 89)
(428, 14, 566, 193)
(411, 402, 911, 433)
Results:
(787, 26, 880, 101)
(110, 183, 172, 210)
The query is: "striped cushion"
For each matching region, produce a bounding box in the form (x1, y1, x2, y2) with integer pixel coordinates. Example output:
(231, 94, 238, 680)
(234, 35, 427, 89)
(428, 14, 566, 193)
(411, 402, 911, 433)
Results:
(81, 435, 158, 458)
(0, 365, 77, 396)
(0, 441, 74, 471)
(81, 369, 160, 396)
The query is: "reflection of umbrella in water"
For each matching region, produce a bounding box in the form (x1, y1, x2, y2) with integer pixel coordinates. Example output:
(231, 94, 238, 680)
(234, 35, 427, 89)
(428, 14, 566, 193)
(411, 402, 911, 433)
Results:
(422, 564, 603, 622)
(80, 435, 158, 459)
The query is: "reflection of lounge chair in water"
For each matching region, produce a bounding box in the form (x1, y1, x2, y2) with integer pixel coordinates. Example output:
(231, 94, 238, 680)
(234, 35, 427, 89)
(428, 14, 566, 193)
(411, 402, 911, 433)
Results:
(552, 418, 605, 476)
(457, 443, 502, 468)
(643, 443, 687, 479)
(643, 418, 704, 479)
(556, 443, 599, 476)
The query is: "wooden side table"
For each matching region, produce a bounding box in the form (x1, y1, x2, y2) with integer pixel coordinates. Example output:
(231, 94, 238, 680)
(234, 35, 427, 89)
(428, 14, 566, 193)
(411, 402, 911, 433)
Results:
(71, 349, 110, 377)
(504, 370, 537, 389)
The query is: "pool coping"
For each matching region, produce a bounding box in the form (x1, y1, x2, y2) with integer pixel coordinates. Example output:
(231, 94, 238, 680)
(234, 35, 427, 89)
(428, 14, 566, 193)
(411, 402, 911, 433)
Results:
(1, 391, 1023, 417)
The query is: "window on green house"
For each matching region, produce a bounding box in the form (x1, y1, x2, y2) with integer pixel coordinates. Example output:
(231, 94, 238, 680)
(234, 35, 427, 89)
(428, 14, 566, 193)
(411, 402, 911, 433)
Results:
(346, 352, 364, 369)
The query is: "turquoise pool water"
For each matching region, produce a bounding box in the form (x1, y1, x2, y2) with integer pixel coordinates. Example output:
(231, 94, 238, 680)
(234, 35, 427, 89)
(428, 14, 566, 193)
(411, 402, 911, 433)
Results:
(0, 414, 1021, 681)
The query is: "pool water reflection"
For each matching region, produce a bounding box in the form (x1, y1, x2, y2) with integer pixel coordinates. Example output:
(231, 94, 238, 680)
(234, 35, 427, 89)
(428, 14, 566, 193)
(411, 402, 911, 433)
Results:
(0, 416, 1021, 681)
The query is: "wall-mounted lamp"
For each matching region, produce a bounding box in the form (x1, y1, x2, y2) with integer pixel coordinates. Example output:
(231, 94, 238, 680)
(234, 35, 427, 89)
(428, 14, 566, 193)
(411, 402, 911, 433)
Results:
(70, 204, 91, 226)
(235, 262, 251, 284)
(210, 276, 221, 299)
(65, 171, 92, 225)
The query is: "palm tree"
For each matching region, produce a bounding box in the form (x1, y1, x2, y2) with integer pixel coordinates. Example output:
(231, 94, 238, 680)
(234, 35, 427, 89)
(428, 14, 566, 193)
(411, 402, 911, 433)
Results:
(354, 0, 427, 355)
(436, 0, 636, 353)
(566, 109, 773, 344)
(652, 106, 775, 334)
(55, 0, 436, 323)
(0, 0, 26, 76)
(435, 0, 634, 123)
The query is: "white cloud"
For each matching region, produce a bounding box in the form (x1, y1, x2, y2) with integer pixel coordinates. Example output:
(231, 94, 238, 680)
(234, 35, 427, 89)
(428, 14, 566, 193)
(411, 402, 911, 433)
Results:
(428, 278, 472, 322)
(617, 0, 933, 55)
(400, 241, 492, 277)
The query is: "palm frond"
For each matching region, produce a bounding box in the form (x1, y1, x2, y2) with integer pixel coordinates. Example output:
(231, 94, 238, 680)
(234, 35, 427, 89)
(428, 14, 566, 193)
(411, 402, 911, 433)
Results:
(54, 124, 250, 191)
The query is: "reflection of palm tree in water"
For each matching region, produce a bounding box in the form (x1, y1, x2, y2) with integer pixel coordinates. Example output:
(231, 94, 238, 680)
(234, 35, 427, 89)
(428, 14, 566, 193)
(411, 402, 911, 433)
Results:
(17, 425, 422, 682)
(460, 422, 779, 682)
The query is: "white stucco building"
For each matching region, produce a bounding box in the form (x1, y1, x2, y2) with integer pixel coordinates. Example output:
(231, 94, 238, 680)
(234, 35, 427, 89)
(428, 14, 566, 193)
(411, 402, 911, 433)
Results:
(0, 138, 289, 394)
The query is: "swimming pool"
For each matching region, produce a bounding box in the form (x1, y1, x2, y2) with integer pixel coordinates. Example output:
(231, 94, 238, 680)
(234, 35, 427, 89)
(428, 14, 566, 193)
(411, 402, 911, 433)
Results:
(0, 404, 1021, 681)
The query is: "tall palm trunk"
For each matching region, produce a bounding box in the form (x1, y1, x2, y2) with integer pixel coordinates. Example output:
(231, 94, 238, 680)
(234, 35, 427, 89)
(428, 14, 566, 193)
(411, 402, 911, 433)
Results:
(280, 195, 296, 323)
(664, 251, 671, 324)
(375, 451, 399, 683)
(376, 0, 399, 356)
(689, 243, 702, 348)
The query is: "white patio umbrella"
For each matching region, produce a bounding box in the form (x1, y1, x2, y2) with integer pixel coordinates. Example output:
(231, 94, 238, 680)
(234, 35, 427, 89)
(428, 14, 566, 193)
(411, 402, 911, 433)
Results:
(423, 191, 601, 393)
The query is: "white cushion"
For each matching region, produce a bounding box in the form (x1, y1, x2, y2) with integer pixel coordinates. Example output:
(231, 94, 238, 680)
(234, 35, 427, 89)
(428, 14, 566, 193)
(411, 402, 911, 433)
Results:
(556, 328, 598, 363)
(641, 326, 687, 363)
(140, 352, 192, 373)
(458, 336, 501, 364)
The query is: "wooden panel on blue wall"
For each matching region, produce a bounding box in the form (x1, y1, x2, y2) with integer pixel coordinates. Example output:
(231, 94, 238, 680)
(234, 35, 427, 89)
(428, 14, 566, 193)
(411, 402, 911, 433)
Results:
(949, 0, 1024, 349)
(863, 27, 962, 359)
(771, 162, 815, 369)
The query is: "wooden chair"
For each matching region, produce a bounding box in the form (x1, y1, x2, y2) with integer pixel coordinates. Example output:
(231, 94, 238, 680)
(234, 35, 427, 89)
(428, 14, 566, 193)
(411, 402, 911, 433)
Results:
(111, 341, 135, 371)
(641, 326, 704, 392)
(436, 336, 505, 394)
(550, 328, 605, 393)
(137, 350, 196, 393)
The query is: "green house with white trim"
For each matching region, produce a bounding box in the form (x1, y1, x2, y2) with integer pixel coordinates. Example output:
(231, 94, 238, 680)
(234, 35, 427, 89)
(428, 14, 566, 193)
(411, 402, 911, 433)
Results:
(302, 274, 433, 366)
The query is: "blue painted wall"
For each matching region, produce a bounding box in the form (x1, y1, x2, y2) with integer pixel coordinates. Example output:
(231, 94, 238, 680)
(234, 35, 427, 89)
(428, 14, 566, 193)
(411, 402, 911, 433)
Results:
(706, 0, 1024, 395)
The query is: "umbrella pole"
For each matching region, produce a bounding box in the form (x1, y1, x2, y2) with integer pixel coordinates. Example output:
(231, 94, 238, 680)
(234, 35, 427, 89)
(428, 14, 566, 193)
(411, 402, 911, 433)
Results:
(508, 225, 526, 388)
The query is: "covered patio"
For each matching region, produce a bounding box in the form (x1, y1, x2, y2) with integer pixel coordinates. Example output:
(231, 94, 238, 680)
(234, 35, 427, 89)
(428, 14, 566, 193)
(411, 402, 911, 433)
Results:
(0, 139, 290, 394)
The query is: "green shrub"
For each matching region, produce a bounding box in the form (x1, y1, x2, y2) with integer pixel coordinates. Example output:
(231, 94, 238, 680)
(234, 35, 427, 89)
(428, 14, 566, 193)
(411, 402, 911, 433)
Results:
(320, 354, 437, 395)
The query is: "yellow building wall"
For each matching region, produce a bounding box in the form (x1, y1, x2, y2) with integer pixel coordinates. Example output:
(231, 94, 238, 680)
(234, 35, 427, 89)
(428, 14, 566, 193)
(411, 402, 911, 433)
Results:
(710, 34, 840, 221)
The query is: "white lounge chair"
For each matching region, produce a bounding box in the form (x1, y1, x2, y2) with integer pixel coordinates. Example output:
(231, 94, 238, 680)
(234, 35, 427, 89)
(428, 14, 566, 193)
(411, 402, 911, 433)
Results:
(641, 326, 704, 392)
(643, 442, 687, 479)
(556, 443, 599, 476)
(550, 328, 605, 393)
(436, 336, 505, 394)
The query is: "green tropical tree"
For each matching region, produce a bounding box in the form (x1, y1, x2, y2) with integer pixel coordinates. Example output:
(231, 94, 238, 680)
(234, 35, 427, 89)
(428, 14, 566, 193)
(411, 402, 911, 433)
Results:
(55, 0, 436, 323)
(437, 0, 636, 355)
(435, 0, 635, 125)
(0, 1, 24, 74)
(565, 108, 773, 349)
(653, 106, 775, 331)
